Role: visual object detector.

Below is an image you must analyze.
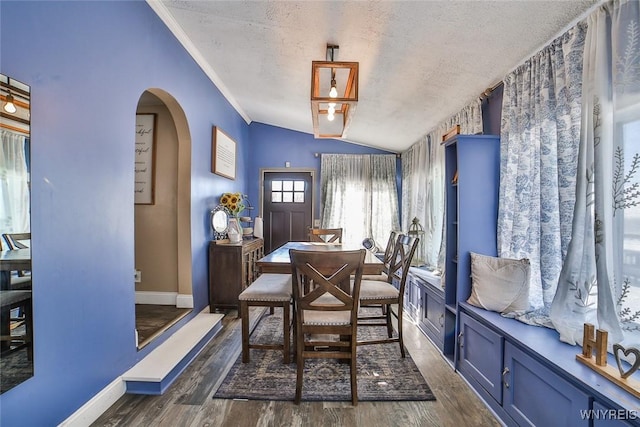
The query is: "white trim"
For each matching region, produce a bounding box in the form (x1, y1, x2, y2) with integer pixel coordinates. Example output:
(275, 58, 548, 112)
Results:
(176, 293, 194, 309)
(58, 378, 126, 427)
(145, 0, 251, 124)
(123, 308, 223, 382)
(135, 291, 178, 305)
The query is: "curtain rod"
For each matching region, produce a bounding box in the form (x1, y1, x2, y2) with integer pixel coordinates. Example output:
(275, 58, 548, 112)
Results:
(314, 152, 401, 158)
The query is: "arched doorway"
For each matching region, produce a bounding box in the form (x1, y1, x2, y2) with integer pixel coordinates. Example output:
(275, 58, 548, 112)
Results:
(134, 89, 193, 349)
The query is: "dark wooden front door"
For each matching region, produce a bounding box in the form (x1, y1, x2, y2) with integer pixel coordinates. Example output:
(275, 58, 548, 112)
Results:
(263, 171, 313, 254)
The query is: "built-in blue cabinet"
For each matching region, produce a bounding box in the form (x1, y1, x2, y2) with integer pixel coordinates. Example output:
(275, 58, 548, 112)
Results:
(458, 311, 504, 403)
(503, 341, 589, 427)
(458, 303, 640, 427)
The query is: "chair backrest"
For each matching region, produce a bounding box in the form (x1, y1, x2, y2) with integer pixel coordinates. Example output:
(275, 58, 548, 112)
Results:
(289, 249, 365, 324)
(3, 233, 30, 250)
(382, 231, 399, 270)
(387, 234, 420, 293)
(308, 228, 343, 243)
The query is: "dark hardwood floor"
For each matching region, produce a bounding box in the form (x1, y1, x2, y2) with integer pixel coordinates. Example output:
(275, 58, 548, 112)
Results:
(94, 308, 500, 426)
(135, 304, 191, 349)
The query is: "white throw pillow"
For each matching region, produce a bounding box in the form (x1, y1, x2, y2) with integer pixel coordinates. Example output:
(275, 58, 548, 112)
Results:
(467, 252, 530, 314)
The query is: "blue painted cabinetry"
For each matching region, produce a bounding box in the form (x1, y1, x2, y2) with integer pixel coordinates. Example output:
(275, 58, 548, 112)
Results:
(459, 303, 640, 427)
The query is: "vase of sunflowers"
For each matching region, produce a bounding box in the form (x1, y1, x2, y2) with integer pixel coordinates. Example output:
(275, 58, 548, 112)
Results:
(219, 192, 245, 241)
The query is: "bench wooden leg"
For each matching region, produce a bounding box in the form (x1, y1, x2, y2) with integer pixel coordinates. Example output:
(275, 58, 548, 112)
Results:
(241, 301, 250, 363)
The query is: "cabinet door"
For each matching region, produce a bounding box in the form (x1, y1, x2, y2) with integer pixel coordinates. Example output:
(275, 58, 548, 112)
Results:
(421, 285, 445, 349)
(458, 312, 504, 404)
(503, 342, 589, 427)
(405, 277, 423, 321)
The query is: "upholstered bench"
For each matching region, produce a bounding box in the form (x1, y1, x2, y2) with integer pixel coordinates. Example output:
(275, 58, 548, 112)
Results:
(238, 273, 292, 363)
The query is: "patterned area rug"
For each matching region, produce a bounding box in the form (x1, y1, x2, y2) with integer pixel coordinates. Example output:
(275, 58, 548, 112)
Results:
(214, 310, 436, 402)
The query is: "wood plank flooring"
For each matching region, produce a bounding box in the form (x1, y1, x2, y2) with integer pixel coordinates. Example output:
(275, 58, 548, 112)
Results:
(135, 304, 191, 348)
(93, 308, 500, 427)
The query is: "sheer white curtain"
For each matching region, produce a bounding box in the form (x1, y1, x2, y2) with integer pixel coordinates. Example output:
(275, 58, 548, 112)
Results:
(321, 154, 400, 247)
(551, 0, 640, 352)
(498, 23, 586, 322)
(401, 99, 482, 272)
(0, 129, 30, 235)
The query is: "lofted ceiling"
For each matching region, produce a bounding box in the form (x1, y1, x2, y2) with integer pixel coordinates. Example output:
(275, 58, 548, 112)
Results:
(149, 0, 600, 153)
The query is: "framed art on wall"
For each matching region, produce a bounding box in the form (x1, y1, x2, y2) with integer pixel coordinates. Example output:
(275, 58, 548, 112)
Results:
(212, 126, 237, 180)
(135, 113, 156, 204)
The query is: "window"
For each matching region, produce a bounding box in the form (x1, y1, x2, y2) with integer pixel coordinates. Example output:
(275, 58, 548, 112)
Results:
(271, 180, 305, 203)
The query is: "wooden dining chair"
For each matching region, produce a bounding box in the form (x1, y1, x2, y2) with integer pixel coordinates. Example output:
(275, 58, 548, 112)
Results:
(362, 230, 398, 282)
(308, 228, 343, 243)
(357, 234, 419, 358)
(2, 233, 30, 250)
(289, 248, 365, 406)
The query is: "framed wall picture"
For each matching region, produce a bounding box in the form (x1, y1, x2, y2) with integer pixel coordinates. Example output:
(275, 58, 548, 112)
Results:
(135, 113, 156, 204)
(212, 126, 237, 180)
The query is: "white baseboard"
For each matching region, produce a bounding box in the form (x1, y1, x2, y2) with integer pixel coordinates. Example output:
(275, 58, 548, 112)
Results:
(58, 377, 126, 427)
(176, 293, 194, 308)
(135, 291, 194, 307)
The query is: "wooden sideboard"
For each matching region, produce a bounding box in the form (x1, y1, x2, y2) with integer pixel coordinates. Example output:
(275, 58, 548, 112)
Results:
(208, 238, 264, 312)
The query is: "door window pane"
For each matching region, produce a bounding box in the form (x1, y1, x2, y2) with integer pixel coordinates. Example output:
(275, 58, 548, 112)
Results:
(271, 192, 282, 203)
(283, 181, 293, 191)
(294, 192, 305, 203)
(272, 180, 282, 191)
(282, 192, 293, 203)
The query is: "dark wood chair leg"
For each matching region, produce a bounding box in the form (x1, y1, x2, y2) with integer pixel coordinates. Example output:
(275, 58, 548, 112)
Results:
(397, 305, 406, 358)
(386, 304, 393, 338)
(295, 326, 304, 404)
(283, 302, 290, 363)
(350, 337, 358, 406)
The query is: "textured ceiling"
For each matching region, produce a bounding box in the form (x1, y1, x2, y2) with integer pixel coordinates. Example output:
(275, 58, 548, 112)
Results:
(149, 0, 600, 153)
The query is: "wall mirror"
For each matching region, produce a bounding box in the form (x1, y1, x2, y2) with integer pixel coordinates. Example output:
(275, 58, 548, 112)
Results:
(211, 205, 229, 240)
(0, 73, 33, 393)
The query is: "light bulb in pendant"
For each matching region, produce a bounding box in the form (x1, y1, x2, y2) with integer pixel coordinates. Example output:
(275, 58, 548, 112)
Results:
(3, 94, 17, 114)
(329, 79, 338, 98)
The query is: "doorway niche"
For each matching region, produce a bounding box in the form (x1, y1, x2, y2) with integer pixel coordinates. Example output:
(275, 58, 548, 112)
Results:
(134, 89, 193, 349)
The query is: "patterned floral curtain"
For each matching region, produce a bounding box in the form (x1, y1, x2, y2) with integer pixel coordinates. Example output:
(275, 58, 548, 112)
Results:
(401, 99, 482, 272)
(497, 23, 586, 323)
(320, 154, 400, 248)
(551, 0, 640, 352)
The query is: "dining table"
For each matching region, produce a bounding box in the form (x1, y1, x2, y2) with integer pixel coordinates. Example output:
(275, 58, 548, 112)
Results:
(256, 241, 384, 275)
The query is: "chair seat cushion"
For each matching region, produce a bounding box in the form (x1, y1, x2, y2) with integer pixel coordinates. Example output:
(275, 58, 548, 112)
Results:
(238, 274, 292, 302)
(303, 310, 351, 326)
(361, 272, 388, 282)
(358, 280, 399, 300)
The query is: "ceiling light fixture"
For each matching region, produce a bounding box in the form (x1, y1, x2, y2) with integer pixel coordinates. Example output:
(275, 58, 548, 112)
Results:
(3, 93, 17, 114)
(311, 44, 358, 139)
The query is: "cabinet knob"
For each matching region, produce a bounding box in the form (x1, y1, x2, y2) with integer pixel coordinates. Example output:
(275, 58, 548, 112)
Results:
(439, 314, 445, 327)
(458, 331, 464, 348)
(502, 367, 510, 388)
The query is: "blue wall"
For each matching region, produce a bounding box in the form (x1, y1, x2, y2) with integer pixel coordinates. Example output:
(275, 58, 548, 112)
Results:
(0, 1, 250, 425)
(247, 122, 397, 220)
(0, 2, 397, 425)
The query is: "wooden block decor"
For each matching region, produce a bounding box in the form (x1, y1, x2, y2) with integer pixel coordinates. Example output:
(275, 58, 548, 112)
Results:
(442, 125, 460, 142)
(576, 323, 640, 399)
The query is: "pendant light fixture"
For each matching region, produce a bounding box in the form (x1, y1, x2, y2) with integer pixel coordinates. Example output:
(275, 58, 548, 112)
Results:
(310, 44, 358, 138)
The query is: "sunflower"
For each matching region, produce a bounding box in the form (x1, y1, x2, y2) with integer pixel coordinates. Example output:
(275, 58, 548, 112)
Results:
(220, 192, 245, 216)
